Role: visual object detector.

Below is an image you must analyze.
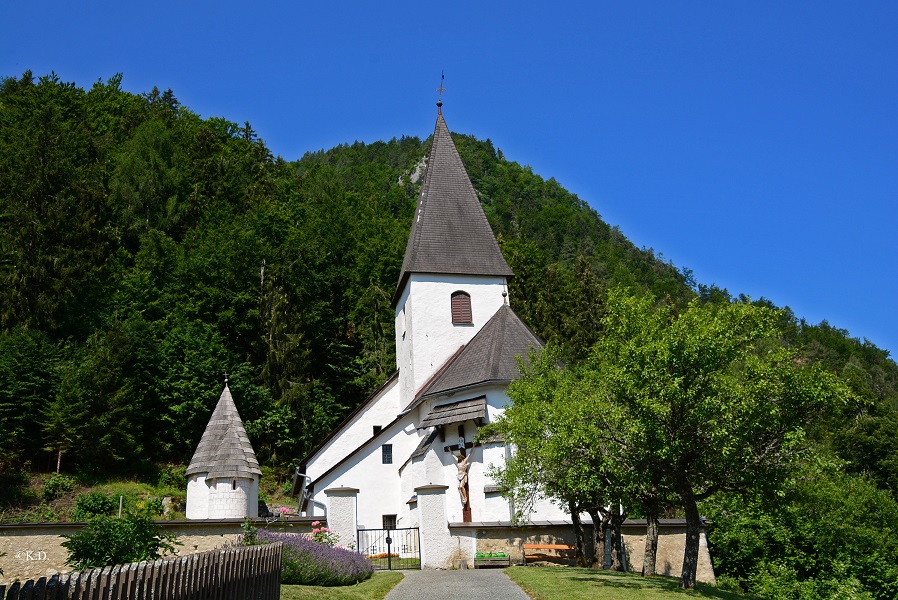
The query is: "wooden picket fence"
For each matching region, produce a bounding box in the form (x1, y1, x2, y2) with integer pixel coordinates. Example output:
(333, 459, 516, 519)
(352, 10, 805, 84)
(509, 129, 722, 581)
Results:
(0, 542, 282, 600)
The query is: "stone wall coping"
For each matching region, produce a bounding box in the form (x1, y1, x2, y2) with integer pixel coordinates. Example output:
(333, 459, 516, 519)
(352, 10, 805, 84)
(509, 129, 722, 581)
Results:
(0, 516, 316, 530)
(323, 487, 360, 495)
(448, 518, 708, 529)
(414, 484, 450, 493)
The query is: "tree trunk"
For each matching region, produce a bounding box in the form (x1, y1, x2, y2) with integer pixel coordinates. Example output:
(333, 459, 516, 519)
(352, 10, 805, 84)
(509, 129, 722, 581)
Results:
(569, 500, 589, 567)
(609, 502, 628, 571)
(678, 480, 701, 589)
(642, 498, 659, 577)
(586, 507, 608, 569)
(56, 448, 62, 474)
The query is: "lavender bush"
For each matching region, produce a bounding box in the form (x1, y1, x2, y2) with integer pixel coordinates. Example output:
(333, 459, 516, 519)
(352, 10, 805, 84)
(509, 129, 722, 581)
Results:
(255, 530, 373, 586)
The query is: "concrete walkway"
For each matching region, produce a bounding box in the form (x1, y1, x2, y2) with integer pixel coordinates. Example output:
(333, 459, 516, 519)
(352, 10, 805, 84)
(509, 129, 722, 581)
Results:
(385, 569, 531, 600)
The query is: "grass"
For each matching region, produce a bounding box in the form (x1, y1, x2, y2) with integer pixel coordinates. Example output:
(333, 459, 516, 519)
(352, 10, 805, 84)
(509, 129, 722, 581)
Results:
(367, 557, 421, 570)
(280, 572, 403, 599)
(505, 567, 755, 600)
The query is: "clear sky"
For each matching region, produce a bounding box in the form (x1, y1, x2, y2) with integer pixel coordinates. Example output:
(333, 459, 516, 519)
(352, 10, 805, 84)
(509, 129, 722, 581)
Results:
(2, 2, 896, 357)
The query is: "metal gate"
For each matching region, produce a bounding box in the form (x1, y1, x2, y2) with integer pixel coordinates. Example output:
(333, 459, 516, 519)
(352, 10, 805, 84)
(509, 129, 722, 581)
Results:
(358, 527, 421, 570)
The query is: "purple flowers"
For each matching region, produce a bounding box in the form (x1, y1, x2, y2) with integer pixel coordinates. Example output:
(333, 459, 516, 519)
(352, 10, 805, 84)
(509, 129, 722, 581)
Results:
(255, 530, 374, 586)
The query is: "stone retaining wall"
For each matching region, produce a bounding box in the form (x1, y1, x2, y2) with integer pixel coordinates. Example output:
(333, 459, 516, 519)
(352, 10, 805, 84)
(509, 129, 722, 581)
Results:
(448, 519, 716, 584)
(0, 518, 314, 585)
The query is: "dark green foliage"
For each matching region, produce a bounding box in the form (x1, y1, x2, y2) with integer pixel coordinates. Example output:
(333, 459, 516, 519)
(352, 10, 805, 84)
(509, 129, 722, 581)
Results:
(704, 461, 898, 599)
(71, 491, 117, 520)
(156, 464, 187, 489)
(0, 329, 61, 468)
(42, 473, 78, 501)
(61, 513, 178, 570)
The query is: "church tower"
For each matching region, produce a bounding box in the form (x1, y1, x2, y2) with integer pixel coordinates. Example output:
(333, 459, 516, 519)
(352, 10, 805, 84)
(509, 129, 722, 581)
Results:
(393, 101, 514, 402)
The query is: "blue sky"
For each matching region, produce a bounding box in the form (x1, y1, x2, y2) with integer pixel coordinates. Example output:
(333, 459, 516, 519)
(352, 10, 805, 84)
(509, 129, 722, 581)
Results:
(3, 2, 896, 357)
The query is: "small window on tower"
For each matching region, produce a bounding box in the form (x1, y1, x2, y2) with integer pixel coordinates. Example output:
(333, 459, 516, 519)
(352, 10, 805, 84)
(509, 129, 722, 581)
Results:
(373, 425, 382, 436)
(383, 514, 397, 530)
(232, 480, 237, 490)
(451, 291, 472, 324)
(382, 444, 393, 464)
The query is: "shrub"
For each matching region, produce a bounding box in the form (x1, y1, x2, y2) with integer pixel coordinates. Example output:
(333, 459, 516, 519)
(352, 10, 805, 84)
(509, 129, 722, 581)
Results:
(42, 473, 77, 501)
(310, 520, 340, 546)
(256, 530, 373, 586)
(156, 464, 186, 489)
(72, 491, 117, 520)
(62, 514, 178, 570)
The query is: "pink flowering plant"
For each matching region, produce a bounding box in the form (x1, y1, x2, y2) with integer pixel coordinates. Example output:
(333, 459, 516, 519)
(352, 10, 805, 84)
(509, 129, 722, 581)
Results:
(310, 521, 340, 547)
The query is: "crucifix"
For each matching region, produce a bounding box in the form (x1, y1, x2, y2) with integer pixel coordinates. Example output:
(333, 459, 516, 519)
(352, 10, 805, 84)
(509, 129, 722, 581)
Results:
(446, 424, 473, 522)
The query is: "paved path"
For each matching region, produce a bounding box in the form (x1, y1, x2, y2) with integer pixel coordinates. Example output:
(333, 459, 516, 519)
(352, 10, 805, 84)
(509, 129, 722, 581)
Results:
(385, 569, 531, 600)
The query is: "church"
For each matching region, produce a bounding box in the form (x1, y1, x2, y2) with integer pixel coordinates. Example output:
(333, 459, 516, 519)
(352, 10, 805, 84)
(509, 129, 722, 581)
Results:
(294, 101, 569, 533)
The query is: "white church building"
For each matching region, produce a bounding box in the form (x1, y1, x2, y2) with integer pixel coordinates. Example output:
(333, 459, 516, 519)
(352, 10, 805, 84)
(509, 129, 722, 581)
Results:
(293, 103, 569, 561)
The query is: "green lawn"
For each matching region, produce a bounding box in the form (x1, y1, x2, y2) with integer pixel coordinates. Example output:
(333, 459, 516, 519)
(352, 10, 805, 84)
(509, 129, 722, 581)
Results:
(505, 567, 754, 600)
(280, 572, 403, 599)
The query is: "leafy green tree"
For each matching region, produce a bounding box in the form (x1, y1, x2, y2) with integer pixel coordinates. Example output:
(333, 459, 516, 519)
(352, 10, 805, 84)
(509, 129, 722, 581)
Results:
(482, 347, 621, 569)
(704, 455, 898, 599)
(588, 288, 851, 588)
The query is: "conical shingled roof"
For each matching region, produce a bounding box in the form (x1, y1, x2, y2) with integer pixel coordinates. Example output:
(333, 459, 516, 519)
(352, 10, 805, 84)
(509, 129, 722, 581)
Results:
(415, 304, 543, 401)
(393, 107, 513, 306)
(186, 384, 261, 480)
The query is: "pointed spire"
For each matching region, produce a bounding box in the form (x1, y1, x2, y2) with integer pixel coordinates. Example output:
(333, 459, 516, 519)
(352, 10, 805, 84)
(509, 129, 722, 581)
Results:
(393, 108, 513, 306)
(187, 384, 261, 480)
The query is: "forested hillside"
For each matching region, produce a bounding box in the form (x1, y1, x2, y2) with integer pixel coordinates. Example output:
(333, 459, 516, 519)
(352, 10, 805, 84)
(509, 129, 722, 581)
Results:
(1, 72, 896, 500)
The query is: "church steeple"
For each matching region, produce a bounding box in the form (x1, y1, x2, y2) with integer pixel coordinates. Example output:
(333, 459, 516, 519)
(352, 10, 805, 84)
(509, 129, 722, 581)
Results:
(392, 105, 513, 306)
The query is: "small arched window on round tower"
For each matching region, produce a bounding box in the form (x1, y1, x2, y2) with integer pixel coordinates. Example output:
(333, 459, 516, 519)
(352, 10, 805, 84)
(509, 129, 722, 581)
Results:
(451, 291, 472, 324)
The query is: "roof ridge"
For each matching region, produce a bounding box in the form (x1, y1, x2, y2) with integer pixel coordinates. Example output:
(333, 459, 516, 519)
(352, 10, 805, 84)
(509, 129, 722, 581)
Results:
(417, 305, 544, 399)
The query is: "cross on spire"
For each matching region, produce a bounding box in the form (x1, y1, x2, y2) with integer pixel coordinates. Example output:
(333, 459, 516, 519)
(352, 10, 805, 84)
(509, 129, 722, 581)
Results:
(223, 370, 229, 384)
(436, 71, 446, 113)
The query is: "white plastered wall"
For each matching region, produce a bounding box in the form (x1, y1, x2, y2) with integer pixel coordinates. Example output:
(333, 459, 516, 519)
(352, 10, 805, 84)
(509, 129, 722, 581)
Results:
(203, 477, 258, 519)
(305, 377, 401, 482)
(186, 474, 210, 519)
(421, 385, 571, 523)
(310, 413, 422, 530)
(395, 274, 509, 405)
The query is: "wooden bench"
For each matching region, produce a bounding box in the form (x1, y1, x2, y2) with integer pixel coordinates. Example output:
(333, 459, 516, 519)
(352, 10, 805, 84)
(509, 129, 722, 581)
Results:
(473, 553, 511, 568)
(523, 543, 577, 564)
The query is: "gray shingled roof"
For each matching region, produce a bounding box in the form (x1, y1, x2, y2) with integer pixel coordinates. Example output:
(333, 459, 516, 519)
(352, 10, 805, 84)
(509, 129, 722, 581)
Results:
(416, 305, 544, 400)
(409, 428, 439, 460)
(393, 108, 513, 306)
(419, 396, 487, 429)
(186, 384, 262, 480)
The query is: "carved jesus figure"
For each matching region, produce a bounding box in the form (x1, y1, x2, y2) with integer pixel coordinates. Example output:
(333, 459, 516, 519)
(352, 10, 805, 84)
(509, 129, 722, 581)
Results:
(453, 450, 473, 506)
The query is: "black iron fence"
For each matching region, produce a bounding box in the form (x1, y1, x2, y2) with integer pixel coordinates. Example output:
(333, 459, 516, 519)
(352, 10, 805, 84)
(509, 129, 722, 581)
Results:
(357, 527, 420, 570)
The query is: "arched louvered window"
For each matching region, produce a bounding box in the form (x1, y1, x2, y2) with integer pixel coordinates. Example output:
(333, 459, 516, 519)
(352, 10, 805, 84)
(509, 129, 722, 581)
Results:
(451, 291, 472, 324)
